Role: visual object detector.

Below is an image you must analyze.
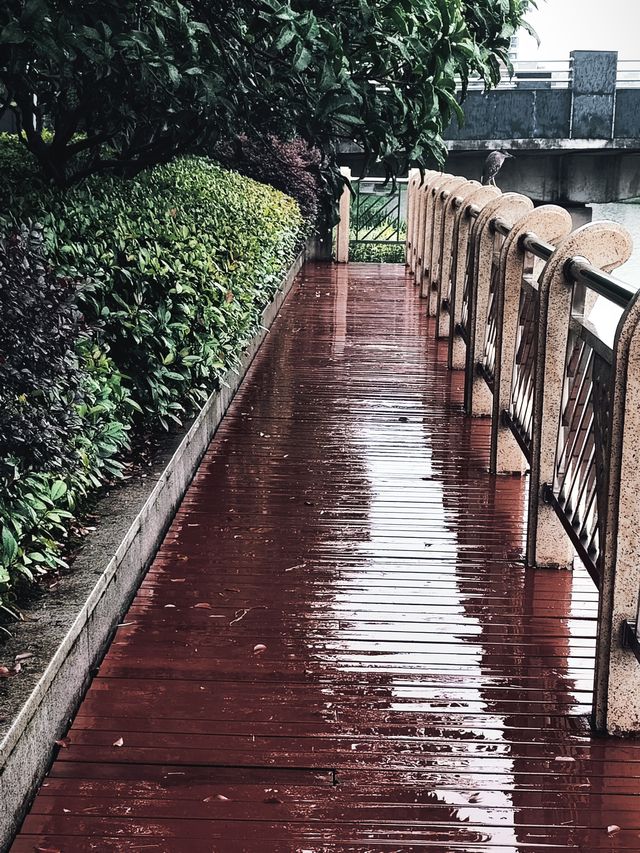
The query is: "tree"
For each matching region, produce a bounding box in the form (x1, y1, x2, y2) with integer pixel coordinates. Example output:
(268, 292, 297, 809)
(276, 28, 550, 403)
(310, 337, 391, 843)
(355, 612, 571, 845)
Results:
(0, 1, 532, 199)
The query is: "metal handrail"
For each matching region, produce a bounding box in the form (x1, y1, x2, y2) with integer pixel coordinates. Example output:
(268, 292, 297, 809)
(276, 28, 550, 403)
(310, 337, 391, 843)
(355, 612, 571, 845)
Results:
(350, 177, 409, 184)
(493, 215, 636, 309)
(454, 57, 640, 90)
(405, 168, 640, 734)
(421, 190, 637, 315)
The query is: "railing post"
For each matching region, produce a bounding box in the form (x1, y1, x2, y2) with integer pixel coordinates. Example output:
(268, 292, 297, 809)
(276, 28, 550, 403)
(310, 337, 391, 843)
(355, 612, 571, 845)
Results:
(335, 166, 351, 263)
(406, 169, 421, 267)
(414, 171, 439, 280)
(436, 181, 481, 340)
(419, 173, 451, 299)
(527, 222, 633, 569)
(426, 176, 467, 317)
(464, 193, 533, 418)
(489, 206, 573, 475)
(448, 185, 500, 370)
(593, 289, 640, 733)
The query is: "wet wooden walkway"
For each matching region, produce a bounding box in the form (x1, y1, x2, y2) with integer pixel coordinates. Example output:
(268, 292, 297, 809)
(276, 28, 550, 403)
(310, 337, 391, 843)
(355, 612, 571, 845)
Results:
(12, 263, 640, 851)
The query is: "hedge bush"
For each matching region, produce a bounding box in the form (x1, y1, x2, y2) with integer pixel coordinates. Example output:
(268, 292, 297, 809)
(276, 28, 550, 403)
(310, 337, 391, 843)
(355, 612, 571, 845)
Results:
(213, 135, 325, 226)
(0, 137, 305, 615)
(349, 242, 406, 264)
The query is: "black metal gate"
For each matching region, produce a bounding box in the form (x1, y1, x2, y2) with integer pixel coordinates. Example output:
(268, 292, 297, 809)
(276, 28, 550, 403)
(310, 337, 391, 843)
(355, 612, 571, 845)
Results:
(349, 178, 407, 263)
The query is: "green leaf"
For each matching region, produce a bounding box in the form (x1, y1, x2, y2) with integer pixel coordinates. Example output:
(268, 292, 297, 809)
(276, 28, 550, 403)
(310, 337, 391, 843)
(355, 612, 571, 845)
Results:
(50, 480, 68, 501)
(0, 21, 27, 44)
(1, 527, 18, 565)
(292, 43, 312, 72)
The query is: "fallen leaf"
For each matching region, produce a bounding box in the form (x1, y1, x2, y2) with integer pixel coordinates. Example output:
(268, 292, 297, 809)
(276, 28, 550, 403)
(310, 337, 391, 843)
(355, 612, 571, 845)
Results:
(253, 643, 267, 656)
(225, 290, 234, 302)
(194, 602, 212, 609)
(14, 652, 33, 662)
(0, 666, 11, 678)
(608, 825, 621, 836)
(230, 608, 249, 625)
(285, 562, 307, 572)
(112, 737, 124, 747)
(54, 737, 71, 749)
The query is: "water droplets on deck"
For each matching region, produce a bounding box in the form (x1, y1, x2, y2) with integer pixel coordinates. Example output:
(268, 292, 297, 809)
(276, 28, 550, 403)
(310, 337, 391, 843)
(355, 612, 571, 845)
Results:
(11, 263, 640, 852)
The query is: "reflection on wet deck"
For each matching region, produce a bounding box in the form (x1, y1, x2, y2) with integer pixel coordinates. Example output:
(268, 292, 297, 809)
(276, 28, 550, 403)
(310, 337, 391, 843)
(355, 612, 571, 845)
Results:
(12, 263, 640, 851)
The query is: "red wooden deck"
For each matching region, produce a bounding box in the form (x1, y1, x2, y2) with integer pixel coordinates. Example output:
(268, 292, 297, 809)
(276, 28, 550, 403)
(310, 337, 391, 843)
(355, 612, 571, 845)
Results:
(11, 263, 640, 852)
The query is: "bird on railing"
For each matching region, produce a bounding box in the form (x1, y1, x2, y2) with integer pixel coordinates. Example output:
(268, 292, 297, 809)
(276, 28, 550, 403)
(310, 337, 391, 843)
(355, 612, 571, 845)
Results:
(482, 150, 515, 186)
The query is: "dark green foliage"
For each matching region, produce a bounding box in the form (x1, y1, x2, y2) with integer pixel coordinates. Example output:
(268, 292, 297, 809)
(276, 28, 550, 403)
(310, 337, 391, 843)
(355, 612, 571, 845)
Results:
(0, 1, 532, 210)
(0, 225, 83, 472)
(0, 137, 304, 610)
(214, 135, 325, 226)
(349, 243, 406, 264)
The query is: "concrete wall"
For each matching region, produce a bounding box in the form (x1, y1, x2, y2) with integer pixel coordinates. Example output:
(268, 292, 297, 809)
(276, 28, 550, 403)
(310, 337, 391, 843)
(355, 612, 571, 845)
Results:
(444, 90, 572, 141)
(615, 90, 640, 138)
(444, 51, 640, 143)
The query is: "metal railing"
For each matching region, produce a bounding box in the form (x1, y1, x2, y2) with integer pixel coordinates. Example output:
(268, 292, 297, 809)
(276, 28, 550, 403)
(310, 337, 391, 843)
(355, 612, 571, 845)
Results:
(617, 61, 640, 88)
(405, 169, 640, 736)
(459, 58, 640, 92)
(348, 177, 407, 262)
(460, 59, 573, 91)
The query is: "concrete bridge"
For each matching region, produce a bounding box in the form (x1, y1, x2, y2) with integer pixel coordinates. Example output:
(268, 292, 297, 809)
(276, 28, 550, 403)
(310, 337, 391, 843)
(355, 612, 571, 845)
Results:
(340, 51, 640, 212)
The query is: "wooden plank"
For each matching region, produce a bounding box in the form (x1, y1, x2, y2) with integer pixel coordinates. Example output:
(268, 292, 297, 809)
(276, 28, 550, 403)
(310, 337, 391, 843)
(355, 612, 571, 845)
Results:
(11, 262, 640, 851)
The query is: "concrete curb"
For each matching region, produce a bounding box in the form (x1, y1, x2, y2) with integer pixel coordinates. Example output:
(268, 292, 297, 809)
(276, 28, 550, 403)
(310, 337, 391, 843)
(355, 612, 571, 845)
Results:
(0, 251, 306, 850)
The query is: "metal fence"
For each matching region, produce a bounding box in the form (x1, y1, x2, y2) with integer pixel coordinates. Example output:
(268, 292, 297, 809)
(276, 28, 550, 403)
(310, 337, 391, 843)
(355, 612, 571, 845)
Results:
(461, 58, 640, 91)
(347, 177, 408, 263)
(406, 169, 640, 736)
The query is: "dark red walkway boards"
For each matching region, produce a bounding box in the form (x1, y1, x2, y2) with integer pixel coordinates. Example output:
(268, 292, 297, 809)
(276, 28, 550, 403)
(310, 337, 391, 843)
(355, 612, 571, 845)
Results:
(12, 264, 640, 851)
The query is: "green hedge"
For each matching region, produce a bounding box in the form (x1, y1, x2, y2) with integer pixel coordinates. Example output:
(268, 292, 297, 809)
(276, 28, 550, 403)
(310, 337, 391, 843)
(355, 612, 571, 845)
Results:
(0, 138, 305, 616)
(349, 242, 406, 263)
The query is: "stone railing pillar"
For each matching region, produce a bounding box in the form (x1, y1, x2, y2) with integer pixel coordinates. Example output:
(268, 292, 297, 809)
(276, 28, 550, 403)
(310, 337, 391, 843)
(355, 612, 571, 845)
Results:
(419, 173, 451, 299)
(405, 169, 421, 267)
(489, 206, 573, 475)
(426, 176, 467, 316)
(527, 222, 632, 569)
(593, 289, 640, 733)
(570, 50, 618, 140)
(464, 193, 533, 417)
(447, 185, 500, 370)
(413, 178, 426, 277)
(414, 172, 438, 280)
(436, 180, 481, 339)
(335, 166, 351, 263)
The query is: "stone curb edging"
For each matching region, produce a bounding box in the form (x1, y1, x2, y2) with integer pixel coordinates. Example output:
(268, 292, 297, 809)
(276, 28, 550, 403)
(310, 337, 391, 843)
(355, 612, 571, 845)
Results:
(0, 251, 306, 850)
